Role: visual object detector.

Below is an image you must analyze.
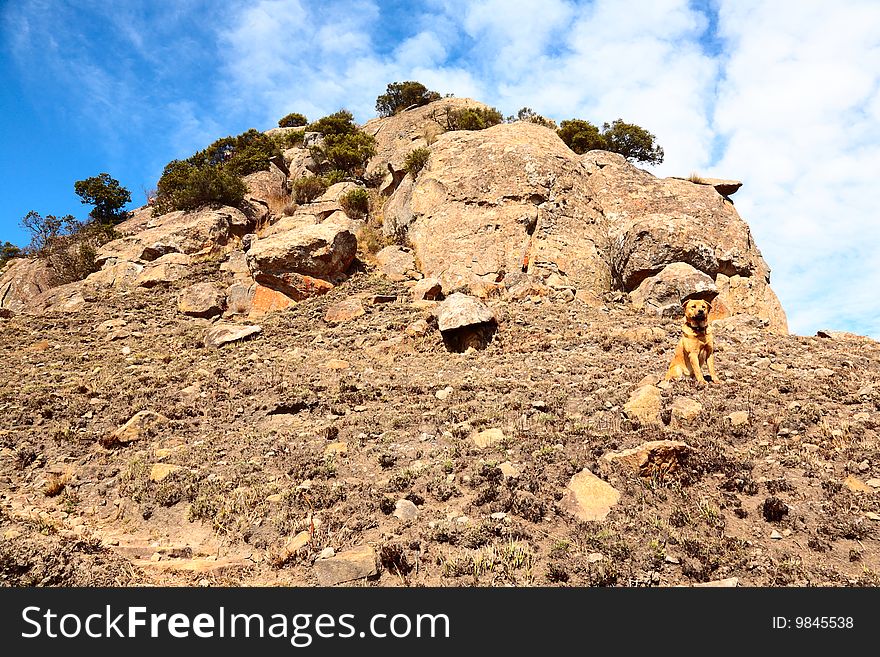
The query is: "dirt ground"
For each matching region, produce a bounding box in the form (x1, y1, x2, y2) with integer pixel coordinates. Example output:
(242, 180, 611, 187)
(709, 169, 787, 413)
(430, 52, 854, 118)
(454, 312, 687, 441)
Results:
(2, 258, 879, 587)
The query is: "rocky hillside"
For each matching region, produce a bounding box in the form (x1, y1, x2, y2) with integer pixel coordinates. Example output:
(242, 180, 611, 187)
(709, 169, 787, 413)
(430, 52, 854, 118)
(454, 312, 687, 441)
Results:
(1, 98, 878, 587)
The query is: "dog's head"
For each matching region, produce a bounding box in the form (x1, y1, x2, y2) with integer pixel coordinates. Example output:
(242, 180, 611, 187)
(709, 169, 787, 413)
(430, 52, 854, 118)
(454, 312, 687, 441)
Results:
(683, 299, 711, 326)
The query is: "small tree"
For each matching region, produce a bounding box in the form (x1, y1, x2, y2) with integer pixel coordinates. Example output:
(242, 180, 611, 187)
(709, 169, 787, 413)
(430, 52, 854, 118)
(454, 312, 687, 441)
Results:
(154, 161, 247, 215)
(512, 107, 557, 129)
(73, 173, 131, 225)
(307, 110, 376, 176)
(19, 211, 114, 283)
(0, 241, 22, 268)
(557, 120, 606, 154)
(404, 147, 430, 177)
(601, 119, 664, 165)
(376, 81, 441, 117)
(278, 112, 308, 128)
(557, 118, 665, 164)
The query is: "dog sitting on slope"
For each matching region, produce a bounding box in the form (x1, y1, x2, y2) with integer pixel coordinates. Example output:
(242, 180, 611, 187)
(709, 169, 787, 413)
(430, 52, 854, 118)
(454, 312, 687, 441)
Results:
(664, 298, 719, 385)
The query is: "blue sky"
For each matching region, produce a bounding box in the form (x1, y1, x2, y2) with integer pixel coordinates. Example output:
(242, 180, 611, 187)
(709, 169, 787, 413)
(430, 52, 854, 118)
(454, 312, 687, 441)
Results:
(2, 0, 879, 338)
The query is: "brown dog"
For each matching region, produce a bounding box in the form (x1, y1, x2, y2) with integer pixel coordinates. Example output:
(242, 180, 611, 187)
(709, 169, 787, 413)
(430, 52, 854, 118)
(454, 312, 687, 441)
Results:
(664, 299, 719, 384)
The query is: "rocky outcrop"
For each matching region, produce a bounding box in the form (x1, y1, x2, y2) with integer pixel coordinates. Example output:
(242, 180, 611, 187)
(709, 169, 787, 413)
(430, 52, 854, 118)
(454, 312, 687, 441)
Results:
(96, 206, 251, 267)
(629, 262, 717, 316)
(0, 258, 56, 313)
(375, 246, 416, 282)
(383, 121, 787, 332)
(363, 97, 491, 190)
(582, 151, 786, 332)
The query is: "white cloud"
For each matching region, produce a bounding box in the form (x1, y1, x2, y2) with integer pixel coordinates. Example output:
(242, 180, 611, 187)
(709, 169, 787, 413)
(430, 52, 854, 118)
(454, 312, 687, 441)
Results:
(711, 0, 880, 336)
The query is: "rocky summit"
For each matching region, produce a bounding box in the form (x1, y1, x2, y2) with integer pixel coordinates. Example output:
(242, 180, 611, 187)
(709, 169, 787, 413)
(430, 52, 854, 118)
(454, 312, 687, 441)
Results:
(1, 97, 878, 588)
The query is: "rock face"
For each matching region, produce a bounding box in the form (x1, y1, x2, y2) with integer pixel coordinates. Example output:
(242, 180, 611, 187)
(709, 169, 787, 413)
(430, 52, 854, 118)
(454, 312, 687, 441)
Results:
(97, 206, 250, 266)
(383, 121, 787, 332)
(363, 97, 491, 188)
(0, 258, 56, 313)
(375, 246, 416, 282)
(178, 282, 225, 318)
(246, 224, 356, 282)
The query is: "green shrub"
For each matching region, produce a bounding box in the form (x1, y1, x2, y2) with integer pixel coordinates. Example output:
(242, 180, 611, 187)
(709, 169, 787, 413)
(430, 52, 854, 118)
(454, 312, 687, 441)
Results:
(0, 242, 21, 268)
(318, 132, 376, 176)
(271, 130, 304, 150)
(601, 119, 664, 165)
(306, 110, 377, 176)
(292, 175, 329, 204)
(557, 118, 664, 164)
(339, 188, 370, 220)
(557, 119, 606, 154)
(512, 107, 557, 129)
(323, 169, 347, 186)
(307, 110, 359, 137)
(404, 147, 430, 177)
(376, 81, 441, 117)
(153, 128, 279, 214)
(447, 106, 504, 131)
(188, 128, 281, 177)
(278, 112, 308, 128)
(74, 173, 131, 225)
(154, 161, 247, 215)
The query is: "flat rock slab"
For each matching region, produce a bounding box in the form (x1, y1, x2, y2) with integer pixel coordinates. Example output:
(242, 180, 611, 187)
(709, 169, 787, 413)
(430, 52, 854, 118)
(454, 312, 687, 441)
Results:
(623, 385, 662, 425)
(437, 292, 495, 332)
(471, 428, 505, 449)
(692, 577, 740, 587)
(560, 469, 620, 522)
(204, 323, 262, 348)
(133, 558, 248, 575)
(106, 411, 169, 446)
(324, 298, 365, 323)
(314, 546, 378, 586)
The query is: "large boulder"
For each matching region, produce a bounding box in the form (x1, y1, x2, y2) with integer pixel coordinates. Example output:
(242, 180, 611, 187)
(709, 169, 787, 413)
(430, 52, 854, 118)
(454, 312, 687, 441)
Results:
(284, 147, 318, 179)
(0, 258, 56, 313)
(629, 262, 717, 316)
(437, 292, 497, 352)
(396, 122, 606, 295)
(178, 282, 225, 318)
(246, 223, 356, 298)
(242, 168, 287, 209)
(96, 206, 251, 266)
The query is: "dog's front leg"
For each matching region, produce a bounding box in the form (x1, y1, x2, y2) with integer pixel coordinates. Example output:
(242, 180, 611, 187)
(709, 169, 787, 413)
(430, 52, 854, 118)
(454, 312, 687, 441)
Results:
(688, 351, 707, 384)
(707, 352, 720, 383)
